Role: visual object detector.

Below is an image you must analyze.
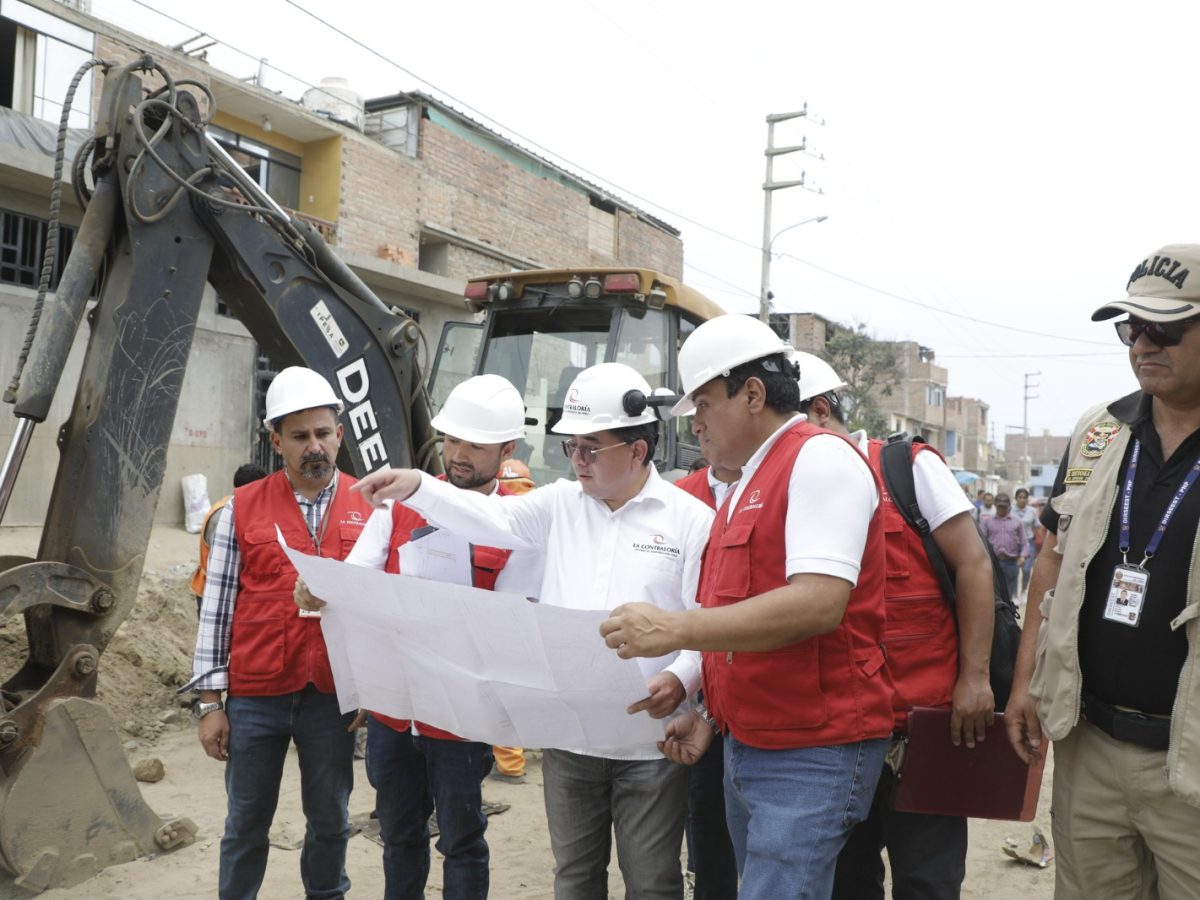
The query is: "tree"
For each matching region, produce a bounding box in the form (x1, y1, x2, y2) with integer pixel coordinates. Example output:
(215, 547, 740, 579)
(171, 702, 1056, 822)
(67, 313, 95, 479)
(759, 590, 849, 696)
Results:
(819, 323, 900, 437)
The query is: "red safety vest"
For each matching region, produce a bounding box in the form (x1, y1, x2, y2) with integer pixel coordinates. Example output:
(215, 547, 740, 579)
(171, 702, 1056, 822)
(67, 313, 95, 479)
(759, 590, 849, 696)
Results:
(867, 439, 961, 730)
(228, 470, 372, 696)
(673, 468, 716, 510)
(372, 479, 515, 741)
(699, 422, 894, 750)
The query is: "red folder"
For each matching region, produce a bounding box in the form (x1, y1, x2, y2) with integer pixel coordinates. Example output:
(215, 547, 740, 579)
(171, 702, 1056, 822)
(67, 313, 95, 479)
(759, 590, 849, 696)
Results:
(892, 707, 1046, 821)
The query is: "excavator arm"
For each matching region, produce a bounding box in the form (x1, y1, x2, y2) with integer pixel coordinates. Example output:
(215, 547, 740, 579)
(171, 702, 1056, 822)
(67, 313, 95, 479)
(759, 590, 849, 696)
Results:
(0, 57, 438, 892)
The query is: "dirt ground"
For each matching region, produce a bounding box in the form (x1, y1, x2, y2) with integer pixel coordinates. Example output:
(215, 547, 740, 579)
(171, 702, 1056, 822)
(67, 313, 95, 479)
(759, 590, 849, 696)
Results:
(0, 524, 1057, 898)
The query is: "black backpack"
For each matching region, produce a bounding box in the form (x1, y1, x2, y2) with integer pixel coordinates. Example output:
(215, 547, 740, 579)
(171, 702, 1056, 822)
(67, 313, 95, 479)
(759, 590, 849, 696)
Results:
(878, 432, 1023, 710)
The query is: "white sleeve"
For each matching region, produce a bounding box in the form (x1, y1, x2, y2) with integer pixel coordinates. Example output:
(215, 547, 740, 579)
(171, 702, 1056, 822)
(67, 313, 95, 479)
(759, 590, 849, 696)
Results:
(784, 435, 879, 585)
(344, 503, 394, 569)
(662, 505, 713, 696)
(913, 450, 975, 532)
(403, 471, 558, 551)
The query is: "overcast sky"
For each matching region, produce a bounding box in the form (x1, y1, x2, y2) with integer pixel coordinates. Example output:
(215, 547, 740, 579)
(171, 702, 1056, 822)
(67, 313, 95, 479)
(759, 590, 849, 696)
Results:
(86, 0, 1195, 441)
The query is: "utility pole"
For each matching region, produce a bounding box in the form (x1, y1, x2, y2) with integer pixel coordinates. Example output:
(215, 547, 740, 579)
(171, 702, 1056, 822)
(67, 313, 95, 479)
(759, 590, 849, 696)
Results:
(1023, 371, 1040, 483)
(759, 107, 820, 323)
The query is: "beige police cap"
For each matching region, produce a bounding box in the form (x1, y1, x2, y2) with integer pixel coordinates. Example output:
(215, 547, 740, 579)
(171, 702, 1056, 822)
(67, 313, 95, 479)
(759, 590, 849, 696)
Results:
(1092, 243, 1200, 323)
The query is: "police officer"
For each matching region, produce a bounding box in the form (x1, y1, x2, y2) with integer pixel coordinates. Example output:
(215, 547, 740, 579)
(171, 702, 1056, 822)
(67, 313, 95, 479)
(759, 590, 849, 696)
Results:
(1006, 243, 1200, 898)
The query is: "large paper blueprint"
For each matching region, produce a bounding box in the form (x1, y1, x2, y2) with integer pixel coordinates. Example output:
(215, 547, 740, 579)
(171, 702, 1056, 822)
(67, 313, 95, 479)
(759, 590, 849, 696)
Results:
(282, 545, 667, 753)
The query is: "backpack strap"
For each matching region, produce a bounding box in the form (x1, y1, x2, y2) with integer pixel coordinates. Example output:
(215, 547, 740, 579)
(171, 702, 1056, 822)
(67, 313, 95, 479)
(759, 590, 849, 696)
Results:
(879, 432, 958, 606)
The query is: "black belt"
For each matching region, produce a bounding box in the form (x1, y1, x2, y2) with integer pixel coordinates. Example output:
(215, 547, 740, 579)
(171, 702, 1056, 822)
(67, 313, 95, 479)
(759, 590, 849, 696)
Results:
(1081, 693, 1170, 751)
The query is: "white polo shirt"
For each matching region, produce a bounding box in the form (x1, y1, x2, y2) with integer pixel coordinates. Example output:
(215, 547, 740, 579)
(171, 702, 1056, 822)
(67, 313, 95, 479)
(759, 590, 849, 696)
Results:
(402, 464, 714, 760)
(726, 414, 879, 586)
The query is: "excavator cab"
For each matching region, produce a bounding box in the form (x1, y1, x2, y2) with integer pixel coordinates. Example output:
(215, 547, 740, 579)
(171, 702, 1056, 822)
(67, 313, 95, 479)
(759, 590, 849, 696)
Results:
(427, 268, 724, 484)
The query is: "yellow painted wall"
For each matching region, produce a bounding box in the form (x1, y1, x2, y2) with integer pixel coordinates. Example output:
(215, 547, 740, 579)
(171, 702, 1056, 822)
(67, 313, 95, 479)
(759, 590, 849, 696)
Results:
(299, 136, 341, 222)
(209, 112, 341, 222)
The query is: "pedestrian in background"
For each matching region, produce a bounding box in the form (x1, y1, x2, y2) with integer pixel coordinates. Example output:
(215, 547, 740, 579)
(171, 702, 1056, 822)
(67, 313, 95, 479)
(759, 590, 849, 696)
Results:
(978, 493, 1028, 598)
(1009, 487, 1041, 598)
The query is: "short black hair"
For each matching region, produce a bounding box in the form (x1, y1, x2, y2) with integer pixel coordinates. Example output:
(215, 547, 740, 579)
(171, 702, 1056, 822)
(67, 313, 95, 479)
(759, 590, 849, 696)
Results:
(234, 463, 269, 487)
(720, 354, 801, 414)
(798, 391, 846, 424)
(1015, 487, 1029, 499)
(610, 421, 659, 468)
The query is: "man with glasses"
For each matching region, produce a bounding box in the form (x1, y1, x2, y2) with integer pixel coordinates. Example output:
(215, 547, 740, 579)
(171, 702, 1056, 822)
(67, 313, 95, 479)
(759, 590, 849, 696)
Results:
(352, 362, 714, 900)
(1006, 243, 1200, 898)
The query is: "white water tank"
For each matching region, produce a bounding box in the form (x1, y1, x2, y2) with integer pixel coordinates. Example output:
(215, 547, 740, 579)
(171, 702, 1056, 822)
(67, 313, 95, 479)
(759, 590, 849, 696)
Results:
(302, 77, 365, 131)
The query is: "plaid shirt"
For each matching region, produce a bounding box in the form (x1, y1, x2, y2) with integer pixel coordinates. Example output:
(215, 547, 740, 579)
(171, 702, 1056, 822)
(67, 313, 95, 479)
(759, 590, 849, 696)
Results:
(979, 512, 1030, 561)
(183, 475, 337, 693)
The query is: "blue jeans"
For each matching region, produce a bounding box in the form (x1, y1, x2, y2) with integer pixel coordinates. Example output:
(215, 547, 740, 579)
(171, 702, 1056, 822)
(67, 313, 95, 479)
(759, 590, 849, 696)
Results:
(687, 732, 738, 899)
(724, 736, 889, 900)
(366, 716, 493, 900)
(220, 686, 356, 900)
(997, 558, 1020, 599)
(542, 748, 688, 900)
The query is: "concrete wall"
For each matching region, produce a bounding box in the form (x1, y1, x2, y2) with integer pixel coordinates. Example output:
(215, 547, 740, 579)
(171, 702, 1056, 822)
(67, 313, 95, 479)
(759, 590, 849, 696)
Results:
(1, 277, 257, 526)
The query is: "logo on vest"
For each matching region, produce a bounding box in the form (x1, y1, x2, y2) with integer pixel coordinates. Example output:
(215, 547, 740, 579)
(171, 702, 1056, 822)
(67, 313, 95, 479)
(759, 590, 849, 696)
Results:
(343, 509, 366, 524)
(1080, 421, 1121, 458)
(738, 488, 764, 514)
(632, 533, 681, 558)
(1063, 467, 1093, 485)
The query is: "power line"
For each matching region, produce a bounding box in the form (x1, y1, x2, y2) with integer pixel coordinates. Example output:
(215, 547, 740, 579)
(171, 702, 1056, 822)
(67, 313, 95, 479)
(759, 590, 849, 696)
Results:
(119, 0, 1119, 353)
(774, 250, 1116, 347)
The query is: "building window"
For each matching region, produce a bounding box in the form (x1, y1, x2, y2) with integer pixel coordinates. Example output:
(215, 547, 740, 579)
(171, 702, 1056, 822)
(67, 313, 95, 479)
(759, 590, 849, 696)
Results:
(1, 1, 95, 127)
(365, 104, 418, 158)
(208, 125, 302, 209)
(0, 208, 76, 289)
(925, 384, 944, 407)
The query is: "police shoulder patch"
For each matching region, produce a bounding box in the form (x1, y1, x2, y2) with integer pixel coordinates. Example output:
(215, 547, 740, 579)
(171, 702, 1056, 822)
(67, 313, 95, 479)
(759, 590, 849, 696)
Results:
(1080, 421, 1122, 458)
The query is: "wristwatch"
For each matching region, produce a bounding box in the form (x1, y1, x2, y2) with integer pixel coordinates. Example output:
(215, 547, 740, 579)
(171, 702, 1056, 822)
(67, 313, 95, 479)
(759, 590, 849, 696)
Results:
(192, 698, 224, 722)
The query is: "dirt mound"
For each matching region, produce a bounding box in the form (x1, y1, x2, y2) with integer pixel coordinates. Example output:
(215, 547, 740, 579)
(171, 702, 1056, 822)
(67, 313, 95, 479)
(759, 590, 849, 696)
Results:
(0, 562, 199, 740)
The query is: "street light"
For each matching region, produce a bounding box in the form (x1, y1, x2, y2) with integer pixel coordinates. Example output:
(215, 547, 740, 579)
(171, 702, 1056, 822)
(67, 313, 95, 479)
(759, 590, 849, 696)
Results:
(759, 215, 828, 322)
(759, 107, 824, 323)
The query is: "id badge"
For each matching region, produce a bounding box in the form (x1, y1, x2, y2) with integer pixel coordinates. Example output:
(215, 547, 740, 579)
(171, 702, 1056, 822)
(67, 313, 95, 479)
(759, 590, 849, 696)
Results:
(1104, 565, 1149, 627)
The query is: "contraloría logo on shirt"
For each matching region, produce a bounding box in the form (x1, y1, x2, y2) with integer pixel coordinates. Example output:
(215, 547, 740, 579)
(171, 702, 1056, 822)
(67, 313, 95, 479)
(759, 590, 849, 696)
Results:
(631, 533, 681, 558)
(341, 509, 366, 526)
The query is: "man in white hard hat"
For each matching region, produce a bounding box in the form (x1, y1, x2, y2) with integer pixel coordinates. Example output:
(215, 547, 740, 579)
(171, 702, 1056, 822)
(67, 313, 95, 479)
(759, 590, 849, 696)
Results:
(183, 365, 374, 900)
(797, 355, 996, 900)
(351, 362, 714, 900)
(599, 316, 893, 900)
(296, 373, 539, 899)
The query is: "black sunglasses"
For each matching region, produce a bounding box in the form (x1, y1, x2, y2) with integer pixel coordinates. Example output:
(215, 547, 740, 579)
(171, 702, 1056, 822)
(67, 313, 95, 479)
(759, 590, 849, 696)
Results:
(1115, 316, 1200, 348)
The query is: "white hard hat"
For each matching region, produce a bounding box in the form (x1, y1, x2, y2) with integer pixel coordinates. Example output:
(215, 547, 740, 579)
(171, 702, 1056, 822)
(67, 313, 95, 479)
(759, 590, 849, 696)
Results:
(431, 374, 526, 444)
(670, 315, 793, 416)
(551, 363, 659, 435)
(792, 351, 847, 402)
(262, 366, 343, 428)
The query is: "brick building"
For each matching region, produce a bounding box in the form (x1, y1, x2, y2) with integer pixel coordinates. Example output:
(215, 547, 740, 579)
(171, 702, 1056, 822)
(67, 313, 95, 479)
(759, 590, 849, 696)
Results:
(0, 0, 685, 524)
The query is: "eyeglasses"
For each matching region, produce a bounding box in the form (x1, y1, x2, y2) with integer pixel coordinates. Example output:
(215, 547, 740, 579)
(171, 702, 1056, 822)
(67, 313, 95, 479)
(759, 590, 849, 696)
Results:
(1114, 316, 1200, 348)
(560, 440, 629, 464)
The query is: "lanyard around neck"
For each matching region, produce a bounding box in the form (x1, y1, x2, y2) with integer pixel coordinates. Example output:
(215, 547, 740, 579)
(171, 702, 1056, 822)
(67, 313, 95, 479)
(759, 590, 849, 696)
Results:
(1118, 439, 1200, 567)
